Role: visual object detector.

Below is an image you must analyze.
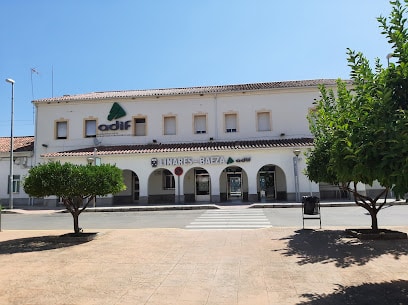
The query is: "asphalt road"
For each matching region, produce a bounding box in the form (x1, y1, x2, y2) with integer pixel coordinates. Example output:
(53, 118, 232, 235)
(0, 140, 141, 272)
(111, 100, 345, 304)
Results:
(1, 205, 407, 231)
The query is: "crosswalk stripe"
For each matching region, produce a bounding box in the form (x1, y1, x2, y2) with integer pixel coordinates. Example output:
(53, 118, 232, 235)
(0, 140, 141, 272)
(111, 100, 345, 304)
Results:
(186, 224, 271, 229)
(189, 221, 271, 224)
(186, 209, 272, 230)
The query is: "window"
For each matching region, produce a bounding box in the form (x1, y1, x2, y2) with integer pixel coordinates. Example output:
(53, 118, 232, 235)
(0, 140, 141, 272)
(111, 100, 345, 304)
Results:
(257, 112, 271, 131)
(164, 116, 176, 135)
(134, 117, 146, 136)
(56, 121, 68, 139)
(194, 115, 207, 134)
(163, 170, 175, 189)
(225, 113, 237, 133)
(85, 119, 97, 137)
(8, 175, 20, 194)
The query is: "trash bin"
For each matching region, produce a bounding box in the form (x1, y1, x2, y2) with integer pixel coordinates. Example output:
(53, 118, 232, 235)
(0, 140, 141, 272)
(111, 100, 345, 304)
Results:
(302, 196, 319, 215)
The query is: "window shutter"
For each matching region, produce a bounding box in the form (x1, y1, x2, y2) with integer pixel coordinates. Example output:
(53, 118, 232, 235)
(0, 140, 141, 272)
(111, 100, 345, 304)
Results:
(86, 120, 96, 137)
(135, 118, 146, 136)
(194, 115, 206, 133)
(225, 114, 237, 132)
(57, 121, 67, 138)
(257, 112, 271, 131)
(164, 117, 176, 135)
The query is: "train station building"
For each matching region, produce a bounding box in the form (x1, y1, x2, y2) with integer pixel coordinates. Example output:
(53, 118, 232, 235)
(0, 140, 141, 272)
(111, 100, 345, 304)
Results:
(2, 79, 381, 206)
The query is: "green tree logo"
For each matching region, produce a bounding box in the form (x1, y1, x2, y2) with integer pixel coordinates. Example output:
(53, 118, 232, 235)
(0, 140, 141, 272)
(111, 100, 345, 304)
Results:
(107, 102, 126, 121)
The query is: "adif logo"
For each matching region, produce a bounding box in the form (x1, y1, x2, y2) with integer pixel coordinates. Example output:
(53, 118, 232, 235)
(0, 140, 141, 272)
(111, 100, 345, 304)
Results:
(97, 102, 131, 132)
(107, 102, 126, 121)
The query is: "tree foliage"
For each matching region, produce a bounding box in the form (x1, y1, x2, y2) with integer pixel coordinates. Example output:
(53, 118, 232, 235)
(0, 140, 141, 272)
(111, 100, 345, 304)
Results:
(24, 161, 126, 234)
(306, 0, 408, 230)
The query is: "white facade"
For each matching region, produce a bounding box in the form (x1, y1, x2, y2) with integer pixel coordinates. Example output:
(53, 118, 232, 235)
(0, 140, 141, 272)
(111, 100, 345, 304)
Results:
(35, 86, 317, 151)
(0, 137, 35, 206)
(4, 79, 378, 207)
(32, 80, 329, 206)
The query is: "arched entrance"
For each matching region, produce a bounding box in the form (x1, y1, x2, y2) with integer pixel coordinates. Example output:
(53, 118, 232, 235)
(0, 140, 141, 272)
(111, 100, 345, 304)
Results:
(219, 166, 248, 202)
(148, 168, 175, 203)
(113, 169, 140, 204)
(257, 165, 287, 201)
(184, 167, 211, 202)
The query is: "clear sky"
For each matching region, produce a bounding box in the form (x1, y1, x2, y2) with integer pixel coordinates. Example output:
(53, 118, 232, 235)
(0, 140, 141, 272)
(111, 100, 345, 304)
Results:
(0, 0, 394, 136)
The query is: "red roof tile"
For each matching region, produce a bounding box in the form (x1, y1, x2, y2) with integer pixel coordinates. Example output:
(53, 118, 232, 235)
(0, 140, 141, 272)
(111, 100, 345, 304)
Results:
(41, 138, 314, 158)
(0, 137, 34, 153)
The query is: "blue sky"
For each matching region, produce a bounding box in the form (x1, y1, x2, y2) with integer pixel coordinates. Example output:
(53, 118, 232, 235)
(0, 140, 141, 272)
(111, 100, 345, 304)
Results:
(0, 0, 393, 136)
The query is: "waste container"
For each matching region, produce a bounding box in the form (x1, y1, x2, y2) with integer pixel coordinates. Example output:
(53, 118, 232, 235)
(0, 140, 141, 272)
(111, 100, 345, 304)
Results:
(302, 196, 319, 215)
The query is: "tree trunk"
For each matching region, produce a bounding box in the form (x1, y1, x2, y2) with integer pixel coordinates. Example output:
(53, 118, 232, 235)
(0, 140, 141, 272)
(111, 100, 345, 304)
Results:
(73, 213, 80, 234)
(350, 183, 385, 232)
(369, 209, 379, 232)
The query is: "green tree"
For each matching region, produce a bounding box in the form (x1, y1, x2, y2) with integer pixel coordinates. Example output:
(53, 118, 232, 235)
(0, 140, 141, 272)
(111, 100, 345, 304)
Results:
(307, 0, 408, 231)
(23, 162, 126, 234)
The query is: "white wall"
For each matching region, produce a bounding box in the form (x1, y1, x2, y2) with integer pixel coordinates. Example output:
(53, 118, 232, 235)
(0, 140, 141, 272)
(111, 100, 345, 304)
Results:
(34, 87, 319, 159)
(0, 153, 33, 205)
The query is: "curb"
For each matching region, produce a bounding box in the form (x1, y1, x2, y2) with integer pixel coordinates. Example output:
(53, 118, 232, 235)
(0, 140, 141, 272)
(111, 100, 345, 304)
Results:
(2, 200, 407, 214)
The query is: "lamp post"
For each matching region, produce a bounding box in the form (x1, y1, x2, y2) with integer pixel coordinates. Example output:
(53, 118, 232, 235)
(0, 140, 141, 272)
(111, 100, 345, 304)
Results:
(6, 78, 15, 209)
(293, 149, 301, 202)
(386, 53, 393, 66)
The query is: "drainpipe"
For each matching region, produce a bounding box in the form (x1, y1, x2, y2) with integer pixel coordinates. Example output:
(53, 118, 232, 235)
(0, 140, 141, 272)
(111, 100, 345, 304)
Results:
(214, 94, 218, 140)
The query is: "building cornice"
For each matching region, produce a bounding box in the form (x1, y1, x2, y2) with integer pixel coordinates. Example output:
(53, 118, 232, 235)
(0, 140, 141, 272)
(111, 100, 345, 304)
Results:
(41, 138, 314, 158)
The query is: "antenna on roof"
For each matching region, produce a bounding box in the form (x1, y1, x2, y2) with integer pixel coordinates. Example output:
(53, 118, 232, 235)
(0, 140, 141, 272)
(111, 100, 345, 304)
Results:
(31, 68, 39, 124)
(51, 65, 54, 97)
(30, 68, 39, 100)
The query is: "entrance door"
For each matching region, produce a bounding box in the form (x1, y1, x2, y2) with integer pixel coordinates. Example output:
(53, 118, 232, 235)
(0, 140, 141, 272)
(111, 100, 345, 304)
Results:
(195, 173, 211, 201)
(259, 171, 276, 200)
(228, 174, 242, 199)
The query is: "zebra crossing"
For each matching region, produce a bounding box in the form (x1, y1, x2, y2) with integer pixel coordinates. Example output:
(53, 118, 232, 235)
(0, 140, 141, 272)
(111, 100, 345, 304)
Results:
(185, 209, 272, 229)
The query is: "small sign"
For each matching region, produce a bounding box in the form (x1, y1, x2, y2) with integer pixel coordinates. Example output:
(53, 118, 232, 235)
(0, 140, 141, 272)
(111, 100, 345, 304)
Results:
(174, 167, 183, 176)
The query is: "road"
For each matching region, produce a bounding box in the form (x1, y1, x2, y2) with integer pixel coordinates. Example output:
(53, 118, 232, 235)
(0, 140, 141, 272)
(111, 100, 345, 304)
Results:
(1, 205, 407, 231)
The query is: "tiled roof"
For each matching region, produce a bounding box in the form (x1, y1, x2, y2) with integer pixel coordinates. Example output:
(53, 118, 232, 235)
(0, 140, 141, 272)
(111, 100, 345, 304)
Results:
(41, 138, 314, 158)
(33, 79, 341, 103)
(0, 136, 35, 153)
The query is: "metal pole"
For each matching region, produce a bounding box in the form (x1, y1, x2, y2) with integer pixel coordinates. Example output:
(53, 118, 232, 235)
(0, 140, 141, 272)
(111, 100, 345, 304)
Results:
(6, 79, 15, 209)
(93, 148, 97, 208)
(178, 175, 181, 204)
(293, 156, 300, 202)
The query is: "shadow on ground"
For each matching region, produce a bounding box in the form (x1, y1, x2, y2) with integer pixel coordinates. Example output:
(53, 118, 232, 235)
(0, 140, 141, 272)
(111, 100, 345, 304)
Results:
(298, 280, 408, 305)
(276, 229, 408, 268)
(0, 234, 95, 254)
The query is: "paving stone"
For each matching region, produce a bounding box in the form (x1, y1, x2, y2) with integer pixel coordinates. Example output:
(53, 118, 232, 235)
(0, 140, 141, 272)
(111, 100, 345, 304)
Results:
(0, 227, 407, 304)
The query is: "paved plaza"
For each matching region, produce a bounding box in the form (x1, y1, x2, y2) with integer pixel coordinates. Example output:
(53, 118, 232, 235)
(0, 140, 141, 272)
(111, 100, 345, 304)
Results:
(0, 225, 408, 305)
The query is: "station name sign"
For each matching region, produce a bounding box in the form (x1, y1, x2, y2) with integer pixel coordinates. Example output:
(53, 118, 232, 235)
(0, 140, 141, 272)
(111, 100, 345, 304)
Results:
(151, 156, 251, 167)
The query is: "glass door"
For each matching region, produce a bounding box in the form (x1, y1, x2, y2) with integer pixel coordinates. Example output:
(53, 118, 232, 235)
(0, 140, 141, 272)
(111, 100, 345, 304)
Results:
(228, 174, 242, 199)
(259, 171, 276, 199)
(195, 172, 211, 202)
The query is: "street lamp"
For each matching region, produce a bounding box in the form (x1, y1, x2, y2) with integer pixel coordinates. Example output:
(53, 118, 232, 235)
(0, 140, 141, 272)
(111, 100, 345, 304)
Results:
(6, 78, 15, 209)
(293, 149, 301, 202)
(386, 53, 393, 66)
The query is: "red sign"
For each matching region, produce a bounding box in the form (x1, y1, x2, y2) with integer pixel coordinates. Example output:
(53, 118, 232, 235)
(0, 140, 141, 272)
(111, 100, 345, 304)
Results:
(174, 167, 183, 176)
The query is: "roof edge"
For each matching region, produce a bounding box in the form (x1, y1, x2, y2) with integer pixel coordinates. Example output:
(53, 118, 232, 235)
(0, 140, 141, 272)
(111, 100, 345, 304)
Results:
(33, 79, 346, 104)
